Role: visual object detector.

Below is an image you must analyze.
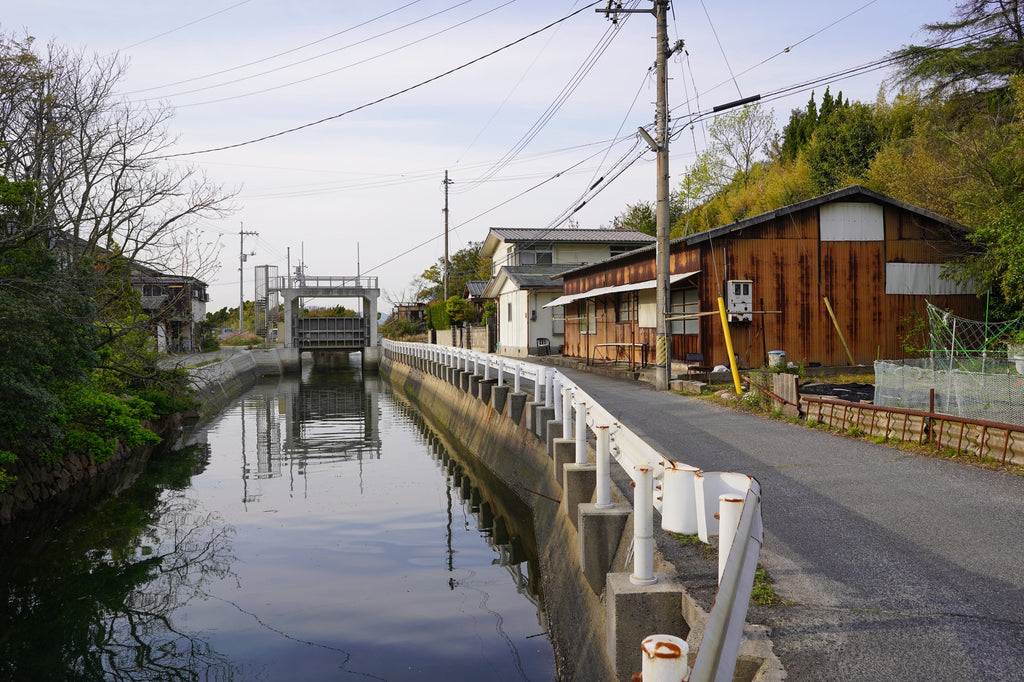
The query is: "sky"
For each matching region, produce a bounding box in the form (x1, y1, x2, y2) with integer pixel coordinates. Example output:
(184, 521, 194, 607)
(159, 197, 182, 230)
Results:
(1, 0, 953, 312)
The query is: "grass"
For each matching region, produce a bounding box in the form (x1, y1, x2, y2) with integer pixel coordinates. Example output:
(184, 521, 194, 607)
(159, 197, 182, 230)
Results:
(674, 533, 782, 607)
(751, 565, 780, 607)
(674, 532, 717, 560)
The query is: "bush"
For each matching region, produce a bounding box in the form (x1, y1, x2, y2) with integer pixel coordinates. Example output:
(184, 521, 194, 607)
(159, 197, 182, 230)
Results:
(380, 318, 424, 340)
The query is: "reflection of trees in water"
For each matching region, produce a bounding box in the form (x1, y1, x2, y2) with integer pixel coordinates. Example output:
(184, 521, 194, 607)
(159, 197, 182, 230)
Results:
(0, 444, 245, 681)
(90, 492, 238, 681)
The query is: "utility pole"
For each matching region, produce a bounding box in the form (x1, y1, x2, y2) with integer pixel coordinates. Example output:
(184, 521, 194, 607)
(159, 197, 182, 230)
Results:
(239, 224, 258, 333)
(599, 0, 679, 390)
(443, 170, 453, 302)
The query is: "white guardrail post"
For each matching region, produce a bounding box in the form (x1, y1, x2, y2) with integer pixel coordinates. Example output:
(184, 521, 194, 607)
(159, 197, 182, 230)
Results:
(574, 400, 587, 464)
(562, 388, 573, 440)
(641, 634, 689, 682)
(630, 465, 657, 585)
(595, 424, 613, 508)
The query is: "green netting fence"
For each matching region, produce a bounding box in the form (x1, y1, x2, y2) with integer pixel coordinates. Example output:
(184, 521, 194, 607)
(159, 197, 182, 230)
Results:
(873, 302, 1024, 426)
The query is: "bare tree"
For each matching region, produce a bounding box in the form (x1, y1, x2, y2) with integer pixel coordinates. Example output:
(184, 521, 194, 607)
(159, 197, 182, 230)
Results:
(0, 32, 234, 278)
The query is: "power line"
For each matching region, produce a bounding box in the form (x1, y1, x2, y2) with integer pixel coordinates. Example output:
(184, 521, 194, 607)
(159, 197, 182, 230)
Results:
(150, 0, 502, 107)
(455, 1, 633, 193)
(124, 0, 426, 95)
(160, 2, 601, 159)
(120, 0, 254, 50)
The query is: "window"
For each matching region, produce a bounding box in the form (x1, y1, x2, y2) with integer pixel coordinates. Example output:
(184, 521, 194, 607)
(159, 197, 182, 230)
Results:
(671, 288, 700, 334)
(609, 244, 636, 258)
(507, 302, 512, 322)
(552, 310, 564, 335)
(517, 245, 552, 265)
(579, 300, 596, 335)
(616, 292, 633, 323)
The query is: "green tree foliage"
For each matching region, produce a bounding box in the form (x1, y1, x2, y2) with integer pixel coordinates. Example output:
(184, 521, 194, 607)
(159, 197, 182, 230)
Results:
(304, 304, 357, 317)
(415, 241, 490, 302)
(889, 0, 1024, 98)
(445, 295, 478, 325)
(805, 101, 883, 194)
(0, 32, 233, 488)
(609, 200, 656, 235)
(425, 300, 450, 330)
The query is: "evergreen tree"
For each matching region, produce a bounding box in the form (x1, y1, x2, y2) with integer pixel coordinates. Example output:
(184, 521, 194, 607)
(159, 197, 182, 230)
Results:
(890, 0, 1024, 97)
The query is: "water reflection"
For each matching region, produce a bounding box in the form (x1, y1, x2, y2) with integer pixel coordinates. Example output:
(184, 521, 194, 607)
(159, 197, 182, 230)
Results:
(0, 360, 554, 681)
(239, 364, 382, 503)
(0, 444, 245, 681)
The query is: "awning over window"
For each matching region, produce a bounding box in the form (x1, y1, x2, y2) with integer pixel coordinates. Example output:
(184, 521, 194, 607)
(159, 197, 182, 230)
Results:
(543, 271, 700, 308)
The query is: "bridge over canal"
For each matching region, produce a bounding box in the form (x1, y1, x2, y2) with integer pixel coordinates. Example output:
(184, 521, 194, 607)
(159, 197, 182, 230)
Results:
(258, 270, 380, 369)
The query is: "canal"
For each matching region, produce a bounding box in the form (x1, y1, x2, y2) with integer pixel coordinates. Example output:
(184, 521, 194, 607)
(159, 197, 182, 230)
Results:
(0, 360, 556, 681)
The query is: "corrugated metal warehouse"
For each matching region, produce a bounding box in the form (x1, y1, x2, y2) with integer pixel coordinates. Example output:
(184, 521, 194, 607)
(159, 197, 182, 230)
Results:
(551, 185, 985, 370)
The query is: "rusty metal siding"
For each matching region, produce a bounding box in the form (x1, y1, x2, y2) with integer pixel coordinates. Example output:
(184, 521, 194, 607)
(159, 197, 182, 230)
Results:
(555, 198, 981, 369)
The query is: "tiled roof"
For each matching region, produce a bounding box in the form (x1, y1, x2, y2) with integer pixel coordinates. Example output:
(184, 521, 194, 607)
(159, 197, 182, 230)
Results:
(464, 280, 489, 297)
(502, 264, 577, 288)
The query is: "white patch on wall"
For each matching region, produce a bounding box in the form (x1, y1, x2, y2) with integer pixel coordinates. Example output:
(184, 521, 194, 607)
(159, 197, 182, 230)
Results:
(638, 289, 657, 328)
(820, 202, 884, 241)
(885, 262, 975, 295)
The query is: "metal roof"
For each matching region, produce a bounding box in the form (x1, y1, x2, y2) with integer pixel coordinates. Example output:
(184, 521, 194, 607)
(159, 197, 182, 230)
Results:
(482, 264, 577, 298)
(480, 227, 655, 258)
(543, 271, 700, 308)
(487, 227, 655, 243)
(464, 280, 489, 297)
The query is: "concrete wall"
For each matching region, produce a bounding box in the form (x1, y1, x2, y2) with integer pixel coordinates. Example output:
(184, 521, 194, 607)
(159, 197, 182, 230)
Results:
(431, 325, 491, 353)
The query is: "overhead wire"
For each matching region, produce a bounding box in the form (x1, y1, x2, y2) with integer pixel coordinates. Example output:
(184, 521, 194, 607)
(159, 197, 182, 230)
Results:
(120, 0, 254, 50)
(150, 0, 505, 107)
(160, 2, 601, 159)
(454, 0, 633, 193)
(125, 0, 426, 94)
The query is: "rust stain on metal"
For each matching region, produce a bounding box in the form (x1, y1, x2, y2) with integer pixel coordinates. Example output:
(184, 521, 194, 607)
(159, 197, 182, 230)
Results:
(642, 639, 684, 659)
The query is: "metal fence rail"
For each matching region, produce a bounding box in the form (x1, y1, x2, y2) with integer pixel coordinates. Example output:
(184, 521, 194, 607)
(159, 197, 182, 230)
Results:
(381, 339, 764, 681)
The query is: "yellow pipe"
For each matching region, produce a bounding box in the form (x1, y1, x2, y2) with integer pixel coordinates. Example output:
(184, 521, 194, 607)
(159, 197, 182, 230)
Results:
(717, 296, 743, 394)
(822, 296, 856, 366)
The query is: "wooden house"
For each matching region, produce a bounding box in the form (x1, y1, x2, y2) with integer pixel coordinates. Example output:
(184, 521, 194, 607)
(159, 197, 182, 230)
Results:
(549, 186, 984, 370)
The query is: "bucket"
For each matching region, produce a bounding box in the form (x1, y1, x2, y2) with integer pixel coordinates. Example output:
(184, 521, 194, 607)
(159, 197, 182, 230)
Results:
(768, 350, 786, 368)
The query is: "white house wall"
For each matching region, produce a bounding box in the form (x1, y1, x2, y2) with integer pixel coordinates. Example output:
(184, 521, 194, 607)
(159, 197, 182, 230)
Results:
(498, 288, 532, 356)
(552, 243, 610, 265)
(490, 242, 515, 275)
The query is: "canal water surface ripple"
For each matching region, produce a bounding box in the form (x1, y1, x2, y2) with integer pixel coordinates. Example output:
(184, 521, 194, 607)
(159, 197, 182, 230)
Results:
(0, 361, 556, 681)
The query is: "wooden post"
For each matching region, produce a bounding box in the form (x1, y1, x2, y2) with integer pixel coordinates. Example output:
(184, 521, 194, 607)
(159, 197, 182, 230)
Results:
(823, 296, 856, 366)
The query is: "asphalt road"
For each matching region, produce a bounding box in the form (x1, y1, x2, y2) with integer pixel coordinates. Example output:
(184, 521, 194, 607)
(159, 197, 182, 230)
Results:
(556, 366, 1024, 681)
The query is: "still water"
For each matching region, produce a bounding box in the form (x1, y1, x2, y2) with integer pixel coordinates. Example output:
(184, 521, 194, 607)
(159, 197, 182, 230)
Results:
(0, 361, 556, 681)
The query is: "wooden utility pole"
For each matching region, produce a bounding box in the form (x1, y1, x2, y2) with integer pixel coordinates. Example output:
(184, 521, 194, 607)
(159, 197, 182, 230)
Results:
(443, 170, 452, 302)
(599, 0, 677, 389)
(238, 224, 258, 333)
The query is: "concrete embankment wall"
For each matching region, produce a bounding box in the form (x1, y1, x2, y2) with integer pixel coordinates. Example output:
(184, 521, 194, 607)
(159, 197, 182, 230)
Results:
(380, 356, 619, 681)
(0, 350, 267, 525)
(189, 350, 263, 419)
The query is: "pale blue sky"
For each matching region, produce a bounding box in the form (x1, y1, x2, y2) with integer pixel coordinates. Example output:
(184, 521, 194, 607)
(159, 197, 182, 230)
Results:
(2, 1, 951, 310)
